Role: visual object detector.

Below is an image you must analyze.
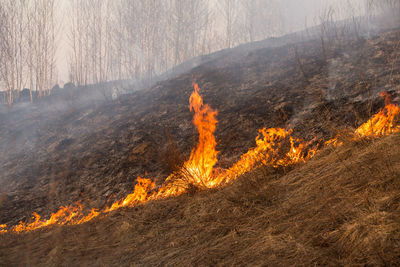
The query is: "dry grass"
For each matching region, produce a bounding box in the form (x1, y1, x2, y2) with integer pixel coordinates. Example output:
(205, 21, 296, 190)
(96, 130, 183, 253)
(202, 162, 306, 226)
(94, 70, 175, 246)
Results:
(1, 134, 400, 266)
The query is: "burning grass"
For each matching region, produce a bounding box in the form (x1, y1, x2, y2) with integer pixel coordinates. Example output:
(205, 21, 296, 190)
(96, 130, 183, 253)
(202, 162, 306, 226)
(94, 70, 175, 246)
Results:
(1, 83, 399, 234)
(355, 92, 400, 137)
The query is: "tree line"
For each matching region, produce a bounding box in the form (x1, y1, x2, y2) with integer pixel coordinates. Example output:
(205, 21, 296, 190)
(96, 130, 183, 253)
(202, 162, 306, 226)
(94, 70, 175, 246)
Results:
(0, 0, 57, 106)
(0, 0, 399, 106)
(67, 0, 285, 87)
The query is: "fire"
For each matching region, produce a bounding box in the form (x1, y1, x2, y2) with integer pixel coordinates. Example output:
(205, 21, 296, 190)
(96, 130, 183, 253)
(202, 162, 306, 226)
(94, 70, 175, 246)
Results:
(355, 92, 400, 137)
(0, 224, 7, 234)
(12, 204, 83, 232)
(4, 84, 217, 234)
(217, 128, 317, 184)
(1, 87, 399, 234)
(171, 82, 219, 188)
(325, 137, 343, 147)
(105, 177, 156, 212)
(75, 208, 101, 224)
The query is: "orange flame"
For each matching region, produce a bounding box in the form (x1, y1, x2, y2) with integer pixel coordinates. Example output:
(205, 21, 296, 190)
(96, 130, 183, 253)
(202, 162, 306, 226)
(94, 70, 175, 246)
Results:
(2, 88, 399, 234)
(325, 137, 343, 147)
(182, 82, 219, 187)
(105, 177, 156, 212)
(0, 224, 7, 234)
(75, 208, 101, 224)
(355, 92, 400, 137)
(216, 128, 317, 184)
(12, 205, 83, 232)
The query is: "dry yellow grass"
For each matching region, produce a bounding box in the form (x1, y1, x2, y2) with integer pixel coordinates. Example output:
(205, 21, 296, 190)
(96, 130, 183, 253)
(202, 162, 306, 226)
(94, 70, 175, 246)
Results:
(0, 134, 399, 266)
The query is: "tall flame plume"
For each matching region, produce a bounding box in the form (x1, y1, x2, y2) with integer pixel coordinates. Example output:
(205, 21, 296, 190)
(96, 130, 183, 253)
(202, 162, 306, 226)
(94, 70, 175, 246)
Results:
(182, 82, 219, 187)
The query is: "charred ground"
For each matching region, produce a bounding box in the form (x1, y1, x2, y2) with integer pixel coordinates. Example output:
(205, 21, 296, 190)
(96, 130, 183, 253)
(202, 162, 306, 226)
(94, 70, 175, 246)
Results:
(0, 25, 399, 265)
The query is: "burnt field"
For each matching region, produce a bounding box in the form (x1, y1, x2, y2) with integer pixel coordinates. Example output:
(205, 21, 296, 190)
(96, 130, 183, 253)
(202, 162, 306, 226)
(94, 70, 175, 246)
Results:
(0, 27, 399, 228)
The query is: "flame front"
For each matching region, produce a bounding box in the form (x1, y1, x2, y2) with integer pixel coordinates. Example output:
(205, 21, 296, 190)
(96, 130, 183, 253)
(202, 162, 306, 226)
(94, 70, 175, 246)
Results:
(12, 205, 82, 232)
(2, 87, 399, 234)
(355, 92, 400, 137)
(106, 177, 156, 212)
(216, 128, 317, 184)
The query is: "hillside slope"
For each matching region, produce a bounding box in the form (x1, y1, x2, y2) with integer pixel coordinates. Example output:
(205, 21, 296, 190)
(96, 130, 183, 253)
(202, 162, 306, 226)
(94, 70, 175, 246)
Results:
(1, 134, 399, 266)
(1, 28, 399, 226)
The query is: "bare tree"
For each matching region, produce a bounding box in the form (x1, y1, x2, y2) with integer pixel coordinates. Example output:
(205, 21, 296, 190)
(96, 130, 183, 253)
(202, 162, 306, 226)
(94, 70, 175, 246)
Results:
(366, 0, 400, 26)
(30, 0, 58, 98)
(0, 0, 28, 105)
(217, 0, 240, 48)
(242, 0, 283, 42)
(68, 0, 114, 86)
